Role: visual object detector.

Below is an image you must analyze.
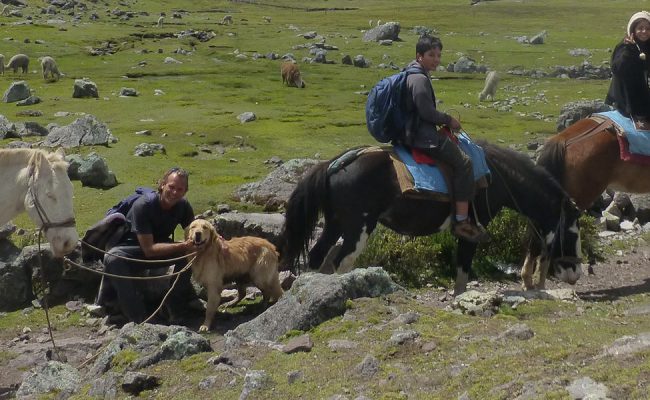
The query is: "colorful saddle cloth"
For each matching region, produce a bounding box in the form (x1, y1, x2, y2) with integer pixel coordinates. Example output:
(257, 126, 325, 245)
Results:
(392, 131, 490, 195)
(595, 111, 650, 161)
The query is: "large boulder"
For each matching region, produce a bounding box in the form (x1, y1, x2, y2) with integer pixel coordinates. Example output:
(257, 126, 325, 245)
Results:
(363, 22, 400, 42)
(3, 81, 31, 103)
(77, 152, 118, 188)
(224, 267, 402, 346)
(556, 100, 612, 132)
(0, 240, 29, 312)
(43, 114, 112, 148)
(232, 158, 320, 210)
(72, 78, 99, 98)
(212, 212, 284, 247)
(88, 323, 212, 378)
(16, 361, 81, 398)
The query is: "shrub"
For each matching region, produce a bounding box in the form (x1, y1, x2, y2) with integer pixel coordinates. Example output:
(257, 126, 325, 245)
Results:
(356, 209, 528, 288)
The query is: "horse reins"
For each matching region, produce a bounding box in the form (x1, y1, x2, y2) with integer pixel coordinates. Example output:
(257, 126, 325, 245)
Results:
(27, 162, 76, 362)
(484, 155, 576, 264)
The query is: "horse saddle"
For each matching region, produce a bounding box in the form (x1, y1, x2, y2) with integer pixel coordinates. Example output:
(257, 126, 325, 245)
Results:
(390, 131, 491, 201)
(593, 111, 650, 163)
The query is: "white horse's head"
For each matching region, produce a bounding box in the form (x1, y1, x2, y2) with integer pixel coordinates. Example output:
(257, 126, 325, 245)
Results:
(24, 148, 78, 257)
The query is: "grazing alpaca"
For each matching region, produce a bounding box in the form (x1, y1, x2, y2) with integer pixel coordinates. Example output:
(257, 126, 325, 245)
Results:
(6, 53, 29, 74)
(40, 56, 61, 81)
(478, 70, 499, 101)
(281, 61, 306, 88)
(157, 15, 164, 28)
(221, 15, 233, 25)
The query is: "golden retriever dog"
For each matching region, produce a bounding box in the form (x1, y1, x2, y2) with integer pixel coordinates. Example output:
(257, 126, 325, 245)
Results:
(186, 219, 283, 332)
(281, 61, 306, 88)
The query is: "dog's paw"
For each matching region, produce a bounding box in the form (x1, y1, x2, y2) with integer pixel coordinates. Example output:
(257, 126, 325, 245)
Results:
(198, 325, 209, 333)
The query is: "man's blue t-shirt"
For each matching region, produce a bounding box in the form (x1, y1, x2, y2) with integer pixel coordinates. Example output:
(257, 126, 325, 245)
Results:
(125, 192, 194, 244)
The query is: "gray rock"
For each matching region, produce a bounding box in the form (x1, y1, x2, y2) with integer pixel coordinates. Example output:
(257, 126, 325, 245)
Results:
(43, 114, 112, 148)
(78, 152, 118, 189)
(119, 87, 138, 97)
(451, 290, 502, 315)
(600, 332, 650, 357)
(566, 377, 610, 400)
(238, 111, 256, 123)
(122, 372, 161, 395)
(354, 354, 379, 379)
(3, 81, 30, 103)
(16, 95, 41, 106)
(213, 212, 284, 247)
(556, 100, 612, 132)
(88, 372, 120, 399)
(72, 78, 99, 98)
(497, 323, 535, 341)
(0, 114, 17, 139)
(388, 329, 420, 345)
(363, 22, 400, 42)
(225, 268, 402, 345)
(232, 158, 320, 210)
(134, 143, 166, 156)
(89, 323, 211, 377)
(16, 361, 81, 398)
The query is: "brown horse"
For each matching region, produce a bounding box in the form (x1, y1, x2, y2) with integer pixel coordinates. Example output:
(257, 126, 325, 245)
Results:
(523, 115, 650, 289)
(537, 116, 650, 210)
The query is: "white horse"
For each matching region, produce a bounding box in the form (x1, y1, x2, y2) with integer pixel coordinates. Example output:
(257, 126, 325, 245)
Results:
(0, 148, 78, 257)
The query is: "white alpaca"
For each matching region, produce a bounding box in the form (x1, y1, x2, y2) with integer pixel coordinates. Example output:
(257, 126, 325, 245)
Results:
(157, 15, 164, 27)
(478, 71, 499, 101)
(221, 15, 233, 25)
(40, 56, 61, 81)
(263, 16, 271, 23)
(6, 53, 29, 74)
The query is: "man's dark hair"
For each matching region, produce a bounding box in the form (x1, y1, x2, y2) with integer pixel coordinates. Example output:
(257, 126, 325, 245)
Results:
(158, 167, 189, 192)
(416, 35, 443, 55)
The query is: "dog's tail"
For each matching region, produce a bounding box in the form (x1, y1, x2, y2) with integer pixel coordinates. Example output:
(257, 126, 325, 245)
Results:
(278, 161, 329, 274)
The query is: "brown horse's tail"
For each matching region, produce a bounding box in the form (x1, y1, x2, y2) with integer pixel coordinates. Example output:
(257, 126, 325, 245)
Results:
(536, 139, 566, 184)
(279, 161, 329, 273)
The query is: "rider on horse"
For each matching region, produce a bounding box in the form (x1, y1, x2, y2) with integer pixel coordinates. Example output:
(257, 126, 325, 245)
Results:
(402, 35, 489, 243)
(606, 11, 650, 131)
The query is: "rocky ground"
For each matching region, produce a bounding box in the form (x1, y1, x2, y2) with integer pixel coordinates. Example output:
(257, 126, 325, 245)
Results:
(1, 239, 649, 399)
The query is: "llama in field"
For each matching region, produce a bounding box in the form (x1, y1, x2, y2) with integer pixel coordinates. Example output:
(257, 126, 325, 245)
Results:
(281, 61, 305, 88)
(6, 53, 29, 74)
(157, 15, 164, 27)
(40, 56, 61, 81)
(478, 70, 499, 101)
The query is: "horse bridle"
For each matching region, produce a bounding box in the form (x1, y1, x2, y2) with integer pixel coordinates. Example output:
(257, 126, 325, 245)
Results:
(485, 156, 581, 265)
(549, 197, 582, 265)
(27, 165, 76, 232)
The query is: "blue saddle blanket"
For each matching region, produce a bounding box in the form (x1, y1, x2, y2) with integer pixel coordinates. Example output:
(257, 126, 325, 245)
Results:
(595, 110, 650, 156)
(393, 131, 490, 194)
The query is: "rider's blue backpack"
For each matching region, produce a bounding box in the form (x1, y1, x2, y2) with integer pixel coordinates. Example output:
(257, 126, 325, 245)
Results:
(105, 186, 156, 216)
(365, 66, 422, 143)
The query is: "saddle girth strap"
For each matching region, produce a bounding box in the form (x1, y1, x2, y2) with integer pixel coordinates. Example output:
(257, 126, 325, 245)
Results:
(564, 115, 615, 148)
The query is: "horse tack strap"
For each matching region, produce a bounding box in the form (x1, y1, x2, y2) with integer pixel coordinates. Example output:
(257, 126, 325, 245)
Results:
(564, 115, 616, 147)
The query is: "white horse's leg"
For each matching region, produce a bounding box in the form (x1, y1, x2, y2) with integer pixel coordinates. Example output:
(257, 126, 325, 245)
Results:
(521, 252, 535, 290)
(453, 267, 469, 296)
(336, 228, 370, 274)
(534, 255, 550, 290)
(318, 244, 341, 274)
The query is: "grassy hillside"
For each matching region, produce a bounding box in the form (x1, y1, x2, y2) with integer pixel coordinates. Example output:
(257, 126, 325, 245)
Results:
(0, 0, 638, 232)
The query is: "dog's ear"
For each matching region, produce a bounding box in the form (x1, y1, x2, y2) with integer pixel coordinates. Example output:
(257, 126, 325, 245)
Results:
(184, 223, 191, 240)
